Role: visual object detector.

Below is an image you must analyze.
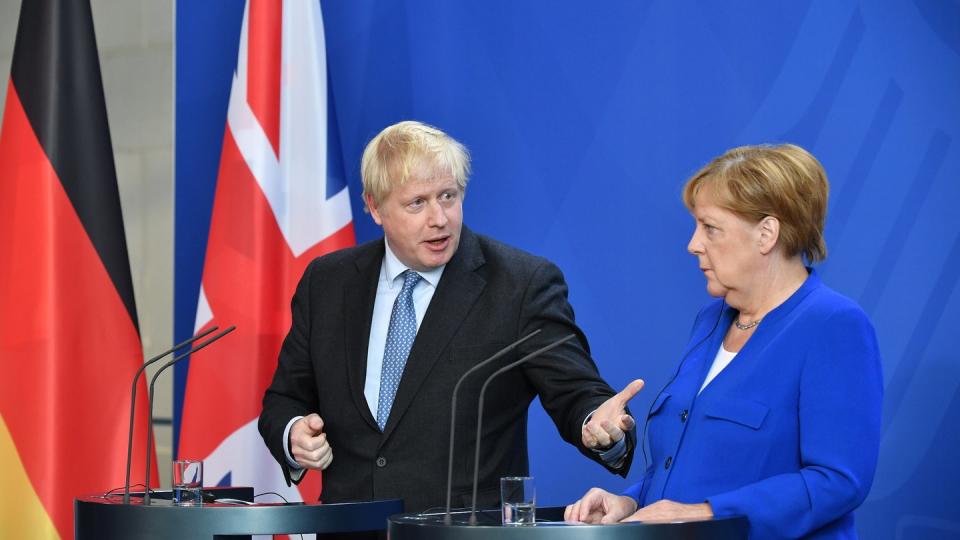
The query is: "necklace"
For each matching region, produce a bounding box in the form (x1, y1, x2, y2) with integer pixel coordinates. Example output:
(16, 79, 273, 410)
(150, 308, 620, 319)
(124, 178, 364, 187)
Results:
(734, 318, 760, 331)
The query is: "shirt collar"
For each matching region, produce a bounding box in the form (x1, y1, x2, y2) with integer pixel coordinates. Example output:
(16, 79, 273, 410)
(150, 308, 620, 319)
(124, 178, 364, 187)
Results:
(383, 237, 445, 289)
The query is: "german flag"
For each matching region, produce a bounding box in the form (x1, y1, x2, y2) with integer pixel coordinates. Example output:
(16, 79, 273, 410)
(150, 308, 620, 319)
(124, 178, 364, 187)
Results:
(0, 1, 155, 538)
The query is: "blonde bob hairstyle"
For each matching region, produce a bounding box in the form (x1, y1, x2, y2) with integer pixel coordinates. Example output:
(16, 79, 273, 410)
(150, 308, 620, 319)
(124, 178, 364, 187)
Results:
(683, 143, 829, 264)
(360, 120, 471, 208)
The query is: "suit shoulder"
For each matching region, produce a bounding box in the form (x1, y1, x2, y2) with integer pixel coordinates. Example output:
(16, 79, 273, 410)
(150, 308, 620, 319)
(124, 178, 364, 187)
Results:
(300, 238, 381, 280)
(803, 281, 872, 326)
(473, 233, 552, 273)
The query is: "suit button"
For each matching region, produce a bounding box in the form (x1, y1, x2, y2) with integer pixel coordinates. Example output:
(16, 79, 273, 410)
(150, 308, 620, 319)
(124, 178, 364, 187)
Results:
(376, 457, 387, 468)
(680, 410, 688, 422)
(664, 456, 673, 469)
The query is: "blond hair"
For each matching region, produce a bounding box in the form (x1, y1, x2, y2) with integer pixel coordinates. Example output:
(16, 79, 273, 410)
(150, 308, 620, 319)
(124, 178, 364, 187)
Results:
(360, 120, 471, 208)
(683, 143, 829, 263)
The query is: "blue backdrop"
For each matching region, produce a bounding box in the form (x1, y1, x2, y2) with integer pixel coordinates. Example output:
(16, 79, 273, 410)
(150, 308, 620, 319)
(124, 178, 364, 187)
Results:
(175, 2, 960, 537)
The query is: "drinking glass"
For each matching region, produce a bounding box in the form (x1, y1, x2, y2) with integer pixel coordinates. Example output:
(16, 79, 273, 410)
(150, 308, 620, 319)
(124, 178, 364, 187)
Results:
(172, 459, 203, 506)
(501, 476, 535, 525)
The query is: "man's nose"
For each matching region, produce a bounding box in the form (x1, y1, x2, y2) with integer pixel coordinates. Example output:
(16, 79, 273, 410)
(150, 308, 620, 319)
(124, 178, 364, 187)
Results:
(427, 199, 448, 227)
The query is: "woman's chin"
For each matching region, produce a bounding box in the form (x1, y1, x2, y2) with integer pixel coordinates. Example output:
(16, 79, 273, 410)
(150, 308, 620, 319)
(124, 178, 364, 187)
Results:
(705, 282, 728, 298)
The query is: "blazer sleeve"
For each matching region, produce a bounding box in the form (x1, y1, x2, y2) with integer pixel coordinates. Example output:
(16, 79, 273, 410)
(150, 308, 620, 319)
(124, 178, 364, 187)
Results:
(705, 307, 883, 538)
(517, 259, 636, 477)
(258, 260, 322, 486)
(622, 465, 654, 502)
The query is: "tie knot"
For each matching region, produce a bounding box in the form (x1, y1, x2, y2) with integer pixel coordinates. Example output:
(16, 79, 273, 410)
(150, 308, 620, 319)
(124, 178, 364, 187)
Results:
(401, 270, 422, 293)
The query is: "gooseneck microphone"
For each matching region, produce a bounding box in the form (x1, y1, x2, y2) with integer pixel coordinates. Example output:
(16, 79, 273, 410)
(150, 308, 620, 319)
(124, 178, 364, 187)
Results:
(443, 329, 542, 523)
(123, 326, 220, 504)
(143, 325, 236, 505)
(469, 333, 577, 524)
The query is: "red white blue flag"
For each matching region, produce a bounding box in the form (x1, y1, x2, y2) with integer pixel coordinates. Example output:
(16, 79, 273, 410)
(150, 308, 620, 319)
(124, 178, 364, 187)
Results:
(0, 1, 155, 537)
(178, 0, 355, 504)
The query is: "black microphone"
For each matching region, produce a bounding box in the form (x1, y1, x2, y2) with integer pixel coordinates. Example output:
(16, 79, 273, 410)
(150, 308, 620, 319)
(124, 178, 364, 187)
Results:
(443, 329, 542, 523)
(469, 333, 577, 524)
(143, 325, 236, 505)
(123, 326, 220, 504)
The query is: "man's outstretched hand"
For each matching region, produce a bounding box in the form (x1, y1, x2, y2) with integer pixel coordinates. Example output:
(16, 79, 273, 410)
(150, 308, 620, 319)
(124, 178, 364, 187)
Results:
(582, 379, 644, 450)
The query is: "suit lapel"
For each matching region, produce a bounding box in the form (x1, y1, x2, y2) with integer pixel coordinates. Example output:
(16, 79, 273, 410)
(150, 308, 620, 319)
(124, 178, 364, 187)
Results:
(344, 240, 384, 432)
(381, 228, 487, 442)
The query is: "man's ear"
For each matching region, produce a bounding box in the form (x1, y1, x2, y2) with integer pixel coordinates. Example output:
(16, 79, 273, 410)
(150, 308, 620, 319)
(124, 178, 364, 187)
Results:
(758, 215, 780, 255)
(366, 193, 383, 225)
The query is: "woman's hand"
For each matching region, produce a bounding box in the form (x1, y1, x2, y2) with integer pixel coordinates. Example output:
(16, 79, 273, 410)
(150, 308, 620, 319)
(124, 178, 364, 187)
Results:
(564, 488, 638, 524)
(621, 499, 713, 522)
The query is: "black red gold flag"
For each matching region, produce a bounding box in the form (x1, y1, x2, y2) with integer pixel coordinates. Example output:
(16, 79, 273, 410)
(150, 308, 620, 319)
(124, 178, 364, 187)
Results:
(0, 1, 155, 537)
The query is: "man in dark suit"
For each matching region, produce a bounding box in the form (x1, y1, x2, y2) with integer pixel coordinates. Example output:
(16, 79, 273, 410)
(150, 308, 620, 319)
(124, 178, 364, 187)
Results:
(259, 121, 642, 512)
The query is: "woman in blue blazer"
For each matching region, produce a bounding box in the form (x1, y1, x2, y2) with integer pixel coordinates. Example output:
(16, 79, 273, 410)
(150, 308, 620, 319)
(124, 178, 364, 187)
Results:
(566, 144, 883, 539)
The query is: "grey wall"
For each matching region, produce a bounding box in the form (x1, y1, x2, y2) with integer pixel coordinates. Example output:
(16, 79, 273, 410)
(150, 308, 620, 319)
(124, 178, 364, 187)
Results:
(0, 0, 175, 487)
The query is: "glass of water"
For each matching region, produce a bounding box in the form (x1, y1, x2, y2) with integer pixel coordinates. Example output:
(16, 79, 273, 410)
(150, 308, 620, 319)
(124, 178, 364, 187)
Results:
(172, 459, 203, 506)
(501, 476, 535, 525)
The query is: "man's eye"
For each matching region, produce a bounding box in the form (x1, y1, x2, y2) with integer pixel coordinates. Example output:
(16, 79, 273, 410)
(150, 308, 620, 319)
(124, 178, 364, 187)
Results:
(439, 191, 458, 204)
(408, 199, 425, 209)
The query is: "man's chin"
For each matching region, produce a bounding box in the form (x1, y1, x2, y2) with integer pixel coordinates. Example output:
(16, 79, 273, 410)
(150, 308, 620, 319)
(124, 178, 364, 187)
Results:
(410, 250, 451, 271)
(424, 240, 459, 265)
(426, 254, 452, 269)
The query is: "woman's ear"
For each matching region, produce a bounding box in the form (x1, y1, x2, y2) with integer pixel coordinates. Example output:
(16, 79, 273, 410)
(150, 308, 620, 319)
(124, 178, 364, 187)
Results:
(758, 216, 780, 255)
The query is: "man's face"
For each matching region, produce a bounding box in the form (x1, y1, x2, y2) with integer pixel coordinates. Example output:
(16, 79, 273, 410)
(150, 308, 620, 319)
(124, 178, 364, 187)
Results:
(368, 171, 463, 271)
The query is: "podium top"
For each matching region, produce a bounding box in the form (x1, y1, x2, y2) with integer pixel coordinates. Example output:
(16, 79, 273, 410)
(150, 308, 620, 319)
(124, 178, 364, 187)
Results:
(75, 490, 403, 539)
(388, 507, 748, 540)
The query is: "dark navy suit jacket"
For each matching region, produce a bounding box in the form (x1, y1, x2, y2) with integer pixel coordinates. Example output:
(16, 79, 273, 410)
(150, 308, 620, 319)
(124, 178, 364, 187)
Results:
(626, 270, 882, 539)
(260, 227, 634, 511)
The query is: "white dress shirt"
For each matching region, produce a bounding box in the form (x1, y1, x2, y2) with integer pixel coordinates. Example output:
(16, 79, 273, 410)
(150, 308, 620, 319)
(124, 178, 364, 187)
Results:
(362, 240, 444, 417)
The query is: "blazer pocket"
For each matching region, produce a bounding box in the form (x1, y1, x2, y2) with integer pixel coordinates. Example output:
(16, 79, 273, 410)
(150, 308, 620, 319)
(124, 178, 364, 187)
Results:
(647, 391, 671, 417)
(703, 396, 769, 430)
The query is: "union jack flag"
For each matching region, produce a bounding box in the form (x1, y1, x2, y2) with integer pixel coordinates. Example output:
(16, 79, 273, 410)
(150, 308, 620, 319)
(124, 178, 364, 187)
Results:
(177, 0, 354, 508)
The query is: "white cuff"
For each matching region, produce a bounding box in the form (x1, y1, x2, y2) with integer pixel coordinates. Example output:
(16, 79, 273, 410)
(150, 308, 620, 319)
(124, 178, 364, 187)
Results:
(283, 416, 305, 470)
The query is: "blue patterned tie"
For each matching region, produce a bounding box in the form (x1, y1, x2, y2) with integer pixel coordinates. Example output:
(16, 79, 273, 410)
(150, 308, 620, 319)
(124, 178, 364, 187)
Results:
(376, 270, 422, 430)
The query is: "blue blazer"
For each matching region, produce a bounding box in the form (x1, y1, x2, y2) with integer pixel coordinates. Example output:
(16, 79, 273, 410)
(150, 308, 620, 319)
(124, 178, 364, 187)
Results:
(625, 271, 882, 539)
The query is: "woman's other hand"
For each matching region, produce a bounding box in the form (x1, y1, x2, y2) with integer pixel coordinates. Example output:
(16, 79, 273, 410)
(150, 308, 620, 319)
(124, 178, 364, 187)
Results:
(564, 487, 638, 524)
(621, 499, 713, 522)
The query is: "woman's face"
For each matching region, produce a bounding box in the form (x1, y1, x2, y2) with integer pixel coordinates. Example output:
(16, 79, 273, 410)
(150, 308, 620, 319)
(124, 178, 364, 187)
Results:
(686, 188, 763, 299)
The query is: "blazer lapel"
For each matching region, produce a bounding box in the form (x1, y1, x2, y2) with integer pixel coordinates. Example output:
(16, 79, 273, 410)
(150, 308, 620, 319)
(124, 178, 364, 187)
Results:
(344, 240, 384, 432)
(692, 304, 749, 399)
(380, 227, 487, 442)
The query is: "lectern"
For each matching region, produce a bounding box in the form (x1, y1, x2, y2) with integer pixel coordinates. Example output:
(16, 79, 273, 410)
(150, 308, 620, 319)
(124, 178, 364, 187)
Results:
(389, 507, 748, 540)
(75, 487, 403, 539)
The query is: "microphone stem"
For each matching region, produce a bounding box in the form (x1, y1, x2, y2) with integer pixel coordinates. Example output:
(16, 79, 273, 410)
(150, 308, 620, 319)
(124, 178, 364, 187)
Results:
(123, 326, 218, 504)
(143, 325, 235, 505)
(469, 334, 575, 524)
(444, 329, 541, 523)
